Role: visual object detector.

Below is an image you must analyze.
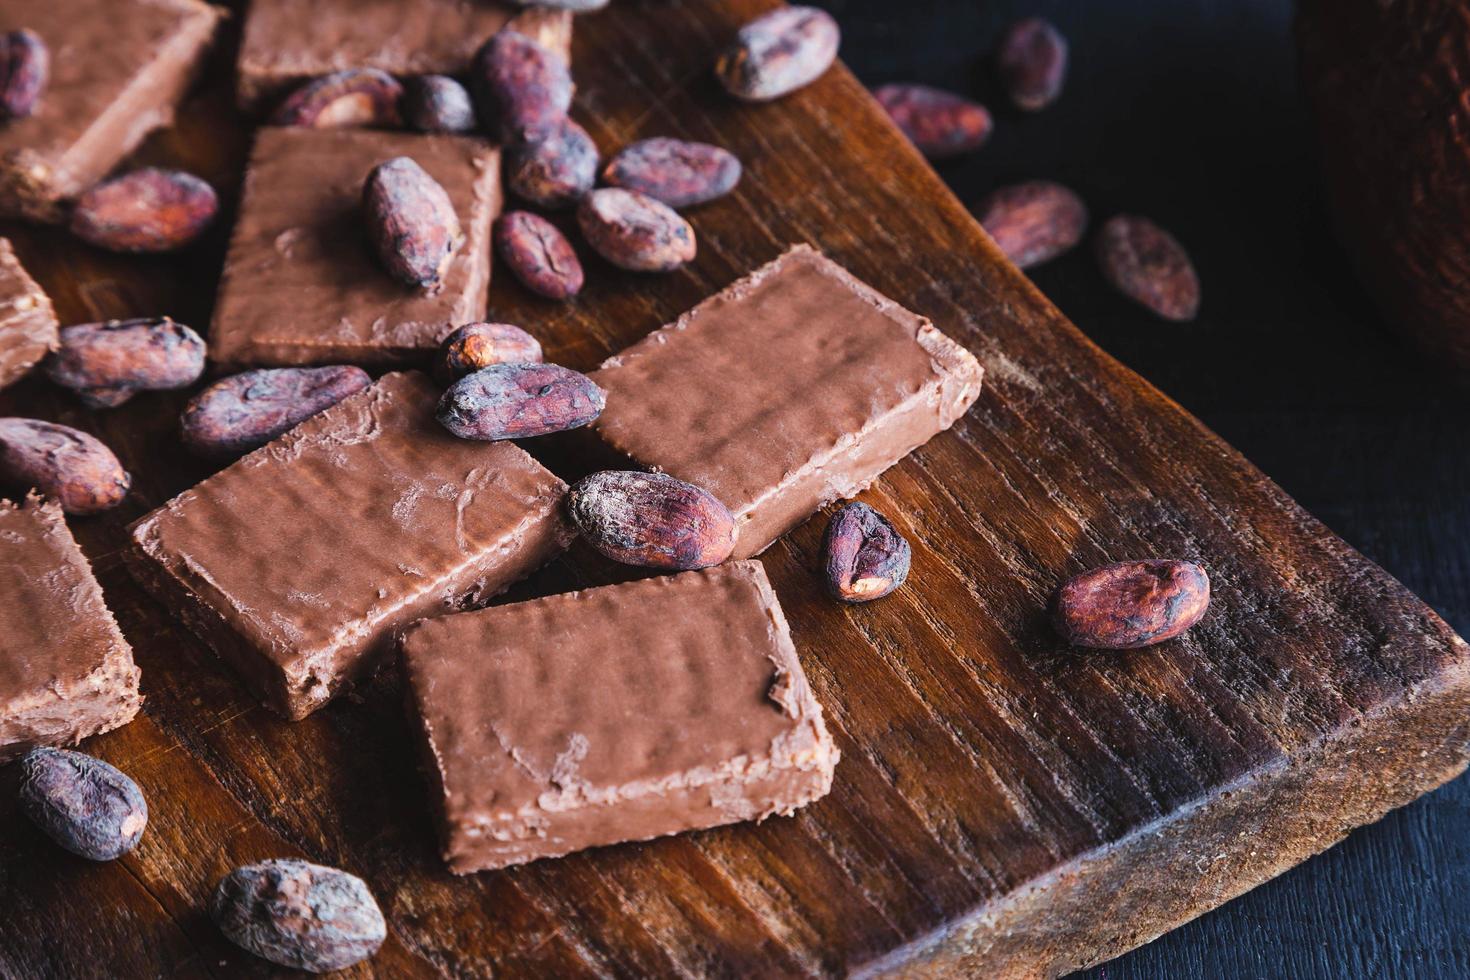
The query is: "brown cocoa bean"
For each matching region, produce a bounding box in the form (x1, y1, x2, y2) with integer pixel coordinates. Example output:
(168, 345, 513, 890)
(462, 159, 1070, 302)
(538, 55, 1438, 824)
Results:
(602, 138, 742, 209)
(1095, 215, 1201, 321)
(435, 323, 543, 385)
(716, 6, 840, 102)
(181, 365, 372, 458)
(1054, 560, 1210, 650)
(0, 418, 129, 514)
(212, 859, 386, 973)
(577, 188, 695, 273)
(437, 362, 604, 440)
(0, 29, 48, 119)
(270, 68, 404, 128)
(19, 748, 147, 862)
(996, 18, 1068, 112)
(977, 180, 1088, 269)
(45, 317, 206, 407)
(506, 117, 598, 209)
(70, 168, 218, 253)
(472, 30, 573, 142)
(873, 84, 993, 159)
(493, 211, 584, 300)
(821, 501, 911, 603)
(401, 75, 475, 133)
(568, 470, 736, 570)
(363, 156, 464, 290)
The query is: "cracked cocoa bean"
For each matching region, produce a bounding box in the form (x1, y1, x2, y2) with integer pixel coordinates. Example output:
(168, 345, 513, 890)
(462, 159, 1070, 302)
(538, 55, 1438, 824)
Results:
(472, 30, 573, 142)
(716, 6, 840, 102)
(70, 168, 218, 253)
(997, 18, 1068, 112)
(45, 317, 206, 408)
(977, 181, 1088, 270)
(270, 68, 404, 128)
(363, 156, 464, 290)
(181, 365, 372, 458)
(401, 75, 475, 133)
(874, 84, 993, 160)
(577, 188, 695, 272)
(821, 501, 911, 603)
(506, 117, 598, 209)
(494, 211, 584, 300)
(435, 323, 543, 385)
(437, 362, 604, 440)
(19, 748, 147, 862)
(602, 138, 742, 209)
(569, 470, 736, 570)
(212, 859, 386, 973)
(0, 29, 48, 119)
(1054, 559, 1211, 650)
(0, 418, 129, 514)
(1096, 215, 1201, 321)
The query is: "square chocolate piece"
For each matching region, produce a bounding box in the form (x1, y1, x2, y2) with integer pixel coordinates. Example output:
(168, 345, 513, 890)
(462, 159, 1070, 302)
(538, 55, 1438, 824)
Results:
(1, 495, 141, 762)
(0, 237, 58, 390)
(401, 560, 839, 874)
(210, 128, 500, 368)
(591, 245, 984, 558)
(0, 0, 223, 221)
(129, 371, 571, 719)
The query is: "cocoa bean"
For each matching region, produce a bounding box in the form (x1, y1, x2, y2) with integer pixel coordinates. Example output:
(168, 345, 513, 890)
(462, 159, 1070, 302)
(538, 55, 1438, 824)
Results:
(70, 168, 218, 253)
(45, 317, 206, 407)
(401, 75, 475, 133)
(1095, 215, 1201, 321)
(435, 322, 543, 385)
(997, 18, 1068, 112)
(602, 138, 742, 209)
(0, 418, 129, 514)
(362, 156, 464, 290)
(270, 68, 404, 128)
(873, 84, 993, 159)
(212, 859, 386, 973)
(437, 362, 604, 440)
(0, 29, 48, 119)
(19, 748, 147, 862)
(821, 501, 911, 603)
(506, 117, 598, 209)
(472, 30, 573, 142)
(716, 6, 840, 102)
(977, 181, 1088, 269)
(181, 366, 372, 458)
(1054, 560, 1211, 650)
(493, 211, 584, 300)
(505, 0, 607, 9)
(568, 470, 736, 570)
(577, 188, 696, 273)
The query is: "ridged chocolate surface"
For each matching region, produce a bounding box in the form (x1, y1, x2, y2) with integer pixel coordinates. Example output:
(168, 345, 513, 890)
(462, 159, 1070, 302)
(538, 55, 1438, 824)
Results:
(0, 238, 57, 389)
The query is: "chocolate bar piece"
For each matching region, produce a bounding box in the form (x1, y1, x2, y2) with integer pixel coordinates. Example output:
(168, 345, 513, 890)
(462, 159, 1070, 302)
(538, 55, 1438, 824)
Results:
(0, 237, 58, 390)
(0, 495, 141, 762)
(591, 245, 983, 558)
(401, 560, 838, 873)
(0, 0, 223, 222)
(129, 371, 571, 719)
(210, 128, 500, 368)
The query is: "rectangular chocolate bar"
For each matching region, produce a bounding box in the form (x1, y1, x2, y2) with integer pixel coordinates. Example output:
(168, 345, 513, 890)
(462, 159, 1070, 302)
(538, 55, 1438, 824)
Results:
(129, 371, 571, 719)
(1, 495, 141, 762)
(0, 0, 223, 222)
(401, 560, 838, 873)
(591, 245, 984, 558)
(0, 237, 58, 390)
(210, 127, 500, 368)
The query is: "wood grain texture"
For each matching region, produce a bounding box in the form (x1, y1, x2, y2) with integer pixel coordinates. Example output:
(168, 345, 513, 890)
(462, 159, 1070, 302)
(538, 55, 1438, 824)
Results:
(1, 1, 1468, 977)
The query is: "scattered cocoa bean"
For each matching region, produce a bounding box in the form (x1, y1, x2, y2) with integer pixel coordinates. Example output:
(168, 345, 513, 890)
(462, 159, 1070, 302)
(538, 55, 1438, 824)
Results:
(602, 138, 742, 209)
(212, 859, 386, 973)
(821, 502, 911, 603)
(181, 366, 372, 458)
(472, 30, 573, 142)
(362, 156, 464, 290)
(873, 84, 993, 159)
(996, 18, 1068, 112)
(436, 362, 604, 440)
(19, 748, 147, 862)
(0, 418, 129, 514)
(45, 317, 206, 408)
(1054, 559, 1211, 650)
(0, 29, 48, 120)
(401, 75, 476, 133)
(435, 323, 543, 385)
(493, 211, 584, 300)
(506, 117, 598, 209)
(716, 6, 840, 102)
(270, 68, 404, 128)
(577, 188, 695, 272)
(505, 0, 608, 9)
(977, 180, 1088, 270)
(70, 168, 218, 253)
(568, 470, 736, 570)
(1095, 215, 1201, 322)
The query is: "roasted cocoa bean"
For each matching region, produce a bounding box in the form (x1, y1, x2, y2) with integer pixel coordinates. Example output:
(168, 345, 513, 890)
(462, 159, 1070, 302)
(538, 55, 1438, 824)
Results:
(577, 188, 695, 272)
(19, 748, 147, 862)
(1054, 559, 1211, 650)
(602, 138, 742, 209)
(873, 84, 993, 159)
(1095, 215, 1201, 321)
(212, 859, 386, 973)
(0, 418, 129, 514)
(494, 211, 584, 300)
(569, 470, 736, 570)
(181, 365, 372, 458)
(401, 75, 476, 133)
(270, 68, 404, 128)
(977, 181, 1088, 270)
(472, 30, 573, 142)
(70, 168, 218, 253)
(45, 317, 206, 407)
(821, 502, 911, 603)
(437, 362, 604, 440)
(435, 322, 543, 385)
(0, 29, 48, 119)
(505, 0, 608, 9)
(363, 156, 464, 290)
(506, 117, 598, 209)
(996, 18, 1068, 112)
(716, 6, 840, 102)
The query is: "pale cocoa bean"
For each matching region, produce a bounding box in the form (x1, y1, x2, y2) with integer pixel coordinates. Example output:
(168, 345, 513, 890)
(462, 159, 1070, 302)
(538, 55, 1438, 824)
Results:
(602, 138, 741, 208)
(997, 18, 1068, 111)
(568, 470, 736, 570)
(181, 366, 372, 458)
(0, 29, 48, 119)
(506, 117, 598, 209)
(70, 168, 218, 253)
(1054, 560, 1210, 649)
(435, 323, 543, 385)
(437, 362, 604, 440)
(212, 860, 386, 973)
(472, 31, 573, 142)
(46, 318, 205, 407)
(577, 188, 695, 273)
(821, 502, 911, 602)
(363, 156, 464, 290)
(20, 748, 147, 862)
(977, 181, 1088, 269)
(1096, 215, 1201, 321)
(494, 211, 584, 300)
(716, 6, 840, 102)
(270, 69, 403, 128)
(874, 84, 992, 159)
(0, 418, 129, 514)
(402, 75, 476, 133)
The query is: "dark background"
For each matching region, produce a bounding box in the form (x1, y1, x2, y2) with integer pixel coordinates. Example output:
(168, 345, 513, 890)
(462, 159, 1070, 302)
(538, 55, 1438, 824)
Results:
(818, 0, 1470, 977)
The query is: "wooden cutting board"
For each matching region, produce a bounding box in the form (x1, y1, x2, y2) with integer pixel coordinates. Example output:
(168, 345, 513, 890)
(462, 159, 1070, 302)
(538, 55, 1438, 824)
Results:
(2, 1, 1467, 976)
